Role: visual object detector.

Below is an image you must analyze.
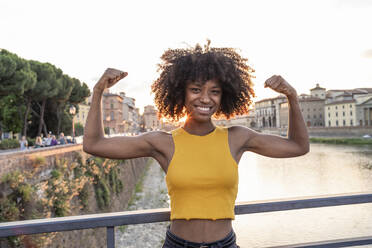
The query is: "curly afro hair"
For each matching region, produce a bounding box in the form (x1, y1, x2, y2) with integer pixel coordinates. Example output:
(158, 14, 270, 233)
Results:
(151, 40, 255, 121)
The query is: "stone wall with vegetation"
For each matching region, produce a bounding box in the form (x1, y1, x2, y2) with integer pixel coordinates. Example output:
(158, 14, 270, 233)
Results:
(0, 145, 149, 248)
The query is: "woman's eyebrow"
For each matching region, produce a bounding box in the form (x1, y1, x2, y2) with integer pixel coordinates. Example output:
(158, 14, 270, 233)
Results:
(188, 82, 202, 87)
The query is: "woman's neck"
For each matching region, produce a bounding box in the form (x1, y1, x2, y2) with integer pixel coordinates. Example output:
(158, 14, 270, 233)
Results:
(183, 118, 215, 136)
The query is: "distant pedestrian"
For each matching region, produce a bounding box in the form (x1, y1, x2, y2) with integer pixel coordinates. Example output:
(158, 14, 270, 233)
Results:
(44, 134, 52, 146)
(20, 136, 28, 150)
(59, 132, 67, 145)
(35, 136, 43, 148)
(50, 135, 58, 146)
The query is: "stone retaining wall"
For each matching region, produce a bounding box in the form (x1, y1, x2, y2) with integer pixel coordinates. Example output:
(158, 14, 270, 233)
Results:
(0, 144, 149, 248)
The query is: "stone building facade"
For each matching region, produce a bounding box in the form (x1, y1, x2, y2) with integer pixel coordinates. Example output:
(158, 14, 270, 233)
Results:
(213, 111, 256, 128)
(74, 98, 90, 126)
(325, 88, 372, 127)
(143, 105, 162, 131)
(102, 92, 125, 133)
(279, 96, 325, 128)
(120, 92, 141, 134)
(255, 95, 286, 128)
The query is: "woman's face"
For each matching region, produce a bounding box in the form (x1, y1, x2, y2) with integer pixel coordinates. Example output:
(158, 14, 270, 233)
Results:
(184, 79, 222, 122)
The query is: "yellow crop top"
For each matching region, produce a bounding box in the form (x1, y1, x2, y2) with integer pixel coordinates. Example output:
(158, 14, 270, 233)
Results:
(165, 126, 239, 220)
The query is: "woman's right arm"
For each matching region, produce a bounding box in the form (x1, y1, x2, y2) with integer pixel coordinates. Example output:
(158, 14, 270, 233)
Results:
(83, 68, 157, 159)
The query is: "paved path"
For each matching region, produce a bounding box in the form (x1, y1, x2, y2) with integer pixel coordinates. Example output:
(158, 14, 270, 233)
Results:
(116, 159, 169, 248)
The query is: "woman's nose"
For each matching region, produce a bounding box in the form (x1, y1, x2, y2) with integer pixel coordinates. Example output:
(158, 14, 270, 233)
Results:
(200, 91, 211, 103)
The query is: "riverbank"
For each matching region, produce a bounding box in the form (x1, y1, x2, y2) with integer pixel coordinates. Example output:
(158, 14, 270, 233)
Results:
(310, 137, 372, 145)
(116, 159, 169, 248)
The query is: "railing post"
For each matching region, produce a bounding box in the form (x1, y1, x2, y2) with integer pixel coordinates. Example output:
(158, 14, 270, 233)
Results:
(107, 226, 115, 248)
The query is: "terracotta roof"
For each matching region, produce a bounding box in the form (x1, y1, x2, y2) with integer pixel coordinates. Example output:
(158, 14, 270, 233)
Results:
(310, 84, 326, 91)
(325, 99, 356, 105)
(354, 88, 372, 93)
(299, 97, 324, 102)
(357, 96, 372, 105)
(255, 95, 286, 104)
(103, 93, 122, 98)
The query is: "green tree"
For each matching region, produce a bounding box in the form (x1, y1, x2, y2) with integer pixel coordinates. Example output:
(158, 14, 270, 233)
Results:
(0, 49, 36, 134)
(29, 61, 60, 136)
(69, 78, 90, 105)
(0, 49, 36, 97)
(50, 74, 74, 134)
(0, 94, 25, 132)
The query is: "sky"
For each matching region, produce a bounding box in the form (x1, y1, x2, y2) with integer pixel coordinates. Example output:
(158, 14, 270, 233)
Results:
(1, 0, 372, 112)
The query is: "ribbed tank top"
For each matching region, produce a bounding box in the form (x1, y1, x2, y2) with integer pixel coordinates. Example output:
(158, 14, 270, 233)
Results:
(166, 126, 239, 220)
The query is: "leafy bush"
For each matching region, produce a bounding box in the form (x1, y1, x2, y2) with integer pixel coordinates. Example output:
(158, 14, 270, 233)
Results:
(32, 156, 46, 168)
(27, 137, 35, 147)
(75, 123, 84, 136)
(310, 137, 372, 145)
(0, 139, 19, 149)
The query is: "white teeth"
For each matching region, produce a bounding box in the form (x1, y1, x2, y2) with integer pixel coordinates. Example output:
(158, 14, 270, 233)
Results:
(197, 107, 210, 112)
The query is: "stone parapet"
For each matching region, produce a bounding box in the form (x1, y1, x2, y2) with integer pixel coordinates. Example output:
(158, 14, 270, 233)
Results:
(0, 144, 85, 177)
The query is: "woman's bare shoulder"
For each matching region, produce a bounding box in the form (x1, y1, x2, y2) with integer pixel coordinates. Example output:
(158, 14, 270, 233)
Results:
(142, 130, 173, 148)
(227, 125, 256, 136)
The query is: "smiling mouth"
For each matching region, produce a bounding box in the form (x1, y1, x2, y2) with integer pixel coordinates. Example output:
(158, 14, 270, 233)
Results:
(196, 106, 212, 113)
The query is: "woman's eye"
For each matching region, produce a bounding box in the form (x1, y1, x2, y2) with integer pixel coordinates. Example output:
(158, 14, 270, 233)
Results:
(212, 90, 221, 95)
(191, 88, 200, 93)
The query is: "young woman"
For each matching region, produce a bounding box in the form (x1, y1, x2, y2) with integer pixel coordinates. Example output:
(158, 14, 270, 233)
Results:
(83, 42, 309, 248)
(34, 136, 43, 148)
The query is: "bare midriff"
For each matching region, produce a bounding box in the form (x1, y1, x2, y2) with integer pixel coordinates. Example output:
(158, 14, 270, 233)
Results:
(170, 219, 232, 243)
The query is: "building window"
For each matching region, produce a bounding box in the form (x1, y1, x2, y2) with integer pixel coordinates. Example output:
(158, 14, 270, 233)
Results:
(328, 121, 331, 126)
(336, 106, 338, 110)
(350, 120, 353, 126)
(342, 105, 345, 109)
(350, 111, 352, 116)
(328, 107, 330, 110)
(313, 114, 316, 118)
(336, 112, 338, 117)
(328, 113, 330, 117)
(336, 120, 339, 126)
(320, 114, 322, 118)
(343, 112, 345, 116)
(343, 120, 346, 126)
(110, 111, 114, 120)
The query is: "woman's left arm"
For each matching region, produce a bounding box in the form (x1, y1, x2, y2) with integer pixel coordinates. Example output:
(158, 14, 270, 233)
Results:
(239, 75, 309, 158)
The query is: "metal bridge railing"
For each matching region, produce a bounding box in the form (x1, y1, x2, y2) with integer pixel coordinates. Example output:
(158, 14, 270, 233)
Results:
(1, 191, 372, 248)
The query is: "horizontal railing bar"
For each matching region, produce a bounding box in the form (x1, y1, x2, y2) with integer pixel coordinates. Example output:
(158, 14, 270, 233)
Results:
(269, 235, 372, 248)
(235, 191, 372, 214)
(0, 191, 371, 238)
(0, 208, 170, 238)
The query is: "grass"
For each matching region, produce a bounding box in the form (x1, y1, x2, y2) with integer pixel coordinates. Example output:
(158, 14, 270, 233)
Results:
(310, 137, 372, 145)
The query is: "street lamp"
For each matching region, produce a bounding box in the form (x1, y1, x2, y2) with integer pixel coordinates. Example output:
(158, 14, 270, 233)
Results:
(69, 105, 76, 143)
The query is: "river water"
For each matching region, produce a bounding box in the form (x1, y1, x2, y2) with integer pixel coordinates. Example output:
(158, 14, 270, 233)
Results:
(233, 143, 372, 247)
